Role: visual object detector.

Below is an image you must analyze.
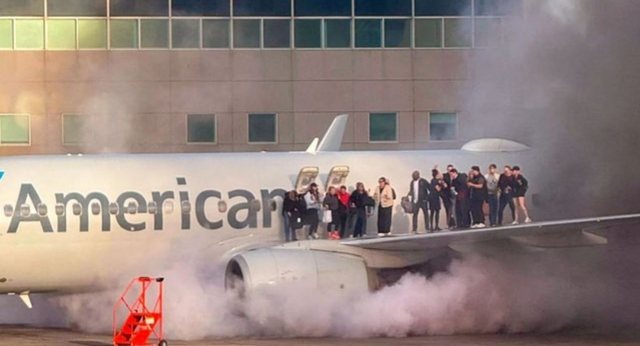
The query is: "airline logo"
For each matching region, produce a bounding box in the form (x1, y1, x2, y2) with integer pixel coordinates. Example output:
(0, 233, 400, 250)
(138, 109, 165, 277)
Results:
(5, 177, 287, 233)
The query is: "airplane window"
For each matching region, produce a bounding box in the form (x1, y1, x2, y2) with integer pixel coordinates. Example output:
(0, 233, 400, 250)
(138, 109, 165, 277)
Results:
(109, 202, 119, 215)
(55, 203, 65, 216)
(147, 201, 158, 214)
(250, 200, 261, 212)
(180, 201, 191, 214)
(3, 205, 13, 217)
(163, 201, 174, 214)
(127, 202, 138, 214)
(90, 202, 101, 215)
(20, 204, 30, 217)
(37, 204, 47, 217)
(72, 203, 82, 216)
(218, 200, 227, 213)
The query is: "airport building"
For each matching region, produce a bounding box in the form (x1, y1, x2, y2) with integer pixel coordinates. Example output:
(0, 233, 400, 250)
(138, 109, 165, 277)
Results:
(0, 0, 521, 155)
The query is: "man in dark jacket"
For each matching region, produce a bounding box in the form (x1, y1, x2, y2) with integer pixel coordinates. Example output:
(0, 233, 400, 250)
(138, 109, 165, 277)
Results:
(468, 166, 488, 228)
(450, 168, 471, 228)
(442, 164, 455, 228)
(408, 170, 430, 233)
(498, 165, 516, 225)
(282, 190, 301, 241)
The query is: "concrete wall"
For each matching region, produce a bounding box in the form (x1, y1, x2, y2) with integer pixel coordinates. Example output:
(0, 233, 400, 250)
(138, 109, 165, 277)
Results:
(0, 49, 475, 155)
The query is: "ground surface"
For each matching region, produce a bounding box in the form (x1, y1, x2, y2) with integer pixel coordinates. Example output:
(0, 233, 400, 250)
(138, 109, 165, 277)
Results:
(1, 326, 640, 346)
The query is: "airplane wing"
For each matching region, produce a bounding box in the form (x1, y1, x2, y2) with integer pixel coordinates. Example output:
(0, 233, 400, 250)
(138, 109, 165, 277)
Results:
(340, 213, 640, 251)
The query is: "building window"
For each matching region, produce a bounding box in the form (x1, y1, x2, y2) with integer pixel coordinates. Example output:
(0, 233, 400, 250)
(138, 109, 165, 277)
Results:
(369, 113, 397, 142)
(202, 19, 229, 48)
(415, 19, 442, 48)
(172, 0, 230, 16)
(48, 0, 106, 17)
(429, 112, 457, 141)
(248, 113, 277, 143)
(62, 114, 84, 146)
(111, 19, 138, 49)
(47, 19, 77, 50)
(295, 0, 351, 17)
(187, 114, 216, 143)
(15, 19, 44, 50)
(78, 19, 107, 49)
(0, 114, 30, 145)
(475, 0, 523, 16)
(295, 19, 321, 48)
(263, 19, 290, 48)
(415, 0, 471, 16)
(355, 0, 411, 16)
(233, 19, 260, 48)
(444, 18, 472, 48)
(475, 17, 502, 47)
(110, 0, 168, 17)
(172, 19, 200, 49)
(0, 19, 13, 49)
(0, 0, 44, 16)
(384, 19, 410, 48)
(140, 19, 169, 48)
(355, 19, 381, 48)
(233, 0, 291, 17)
(325, 19, 351, 48)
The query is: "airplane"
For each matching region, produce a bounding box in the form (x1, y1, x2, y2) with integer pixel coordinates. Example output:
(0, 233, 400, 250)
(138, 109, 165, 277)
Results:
(0, 114, 638, 309)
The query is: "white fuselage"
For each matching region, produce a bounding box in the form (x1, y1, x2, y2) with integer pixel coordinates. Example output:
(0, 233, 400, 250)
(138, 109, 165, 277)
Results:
(0, 150, 531, 294)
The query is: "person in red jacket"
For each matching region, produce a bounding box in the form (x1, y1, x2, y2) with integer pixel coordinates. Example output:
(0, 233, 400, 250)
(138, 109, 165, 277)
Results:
(337, 185, 351, 238)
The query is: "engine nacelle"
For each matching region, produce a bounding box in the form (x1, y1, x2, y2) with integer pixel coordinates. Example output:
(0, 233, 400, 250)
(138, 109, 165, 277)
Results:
(225, 247, 372, 293)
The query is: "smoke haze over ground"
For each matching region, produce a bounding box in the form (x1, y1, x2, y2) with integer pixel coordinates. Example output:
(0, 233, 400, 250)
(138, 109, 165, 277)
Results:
(2, 0, 640, 340)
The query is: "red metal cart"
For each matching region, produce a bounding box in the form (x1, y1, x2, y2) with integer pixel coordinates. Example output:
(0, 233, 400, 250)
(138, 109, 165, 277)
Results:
(113, 277, 167, 346)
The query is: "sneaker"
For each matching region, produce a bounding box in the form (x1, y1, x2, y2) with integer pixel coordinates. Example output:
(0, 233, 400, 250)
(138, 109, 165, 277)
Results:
(313, 233, 320, 239)
(307, 235, 314, 240)
(377, 233, 387, 237)
(524, 217, 532, 224)
(470, 224, 478, 229)
(476, 223, 486, 228)
(512, 221, 519, 225)
(435, 227, 442, 232)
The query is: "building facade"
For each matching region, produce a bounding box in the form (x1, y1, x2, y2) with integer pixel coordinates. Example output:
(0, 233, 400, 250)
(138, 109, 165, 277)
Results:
(0, 0, 521, 155)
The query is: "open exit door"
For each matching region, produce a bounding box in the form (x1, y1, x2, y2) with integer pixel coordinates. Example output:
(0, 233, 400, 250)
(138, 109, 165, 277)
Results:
(295, 167, 319, 194)
(325, 165, 350, 189)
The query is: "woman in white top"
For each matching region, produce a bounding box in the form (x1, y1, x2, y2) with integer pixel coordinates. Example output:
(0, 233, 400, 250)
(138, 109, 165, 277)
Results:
(303, 183, 322, 239)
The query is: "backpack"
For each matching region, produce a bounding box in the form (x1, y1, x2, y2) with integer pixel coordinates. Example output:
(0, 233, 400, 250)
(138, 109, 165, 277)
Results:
(298, 193, 308, 213)
(392, 188, 397, 200)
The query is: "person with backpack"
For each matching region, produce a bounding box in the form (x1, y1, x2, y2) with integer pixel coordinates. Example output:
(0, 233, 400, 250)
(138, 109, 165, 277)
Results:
(303, 183, 322, 239)
(373, 177, 395, 236)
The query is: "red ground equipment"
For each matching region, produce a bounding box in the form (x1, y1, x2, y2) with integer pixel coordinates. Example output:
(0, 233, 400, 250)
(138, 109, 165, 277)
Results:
(113, 277, 167, 346)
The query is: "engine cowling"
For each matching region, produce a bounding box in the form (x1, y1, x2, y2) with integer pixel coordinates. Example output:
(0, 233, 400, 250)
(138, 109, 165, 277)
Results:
(225, 247, 372, 293)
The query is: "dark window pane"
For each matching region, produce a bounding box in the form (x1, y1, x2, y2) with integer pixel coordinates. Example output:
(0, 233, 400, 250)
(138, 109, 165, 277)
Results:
(444, 18, 471, 47)
(248, 114, 276, 143)
(140, 19, 168, 48)
(369, 113, 396, 142)
(355, 0, 410, 16)
(430, 113, 457, 141)
(172, 19, 200, 48)
(63, 114, 84, 145)
(355, 19, 381, 48)
(233, 19, 260, 48)
(48, 0, 106, 16)
(110, 0, 168, 16)
(111, 19, 138, 48)
(384, 19, 410, 48)
(233, 0, 290, 17)
(187, 114, 216, 143)
(172, 0, 229, 16)
(475, 0, 523, 16)
(295, 0, 351, 16)
(264, 19, 290, 48)
(203, 19, 229, 48)
(415, 0, 471, 16)
(415, 19, 442, 48)
(0, 0, 43, 16)
(295, 19, 321, 48)
(325, 19, 350, 48)
(0, 114, 30, 144)
(78, 19, 107, 49)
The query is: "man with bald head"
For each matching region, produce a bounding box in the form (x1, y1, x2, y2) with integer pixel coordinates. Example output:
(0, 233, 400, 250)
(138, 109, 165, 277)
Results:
(408, 170, 430, 233)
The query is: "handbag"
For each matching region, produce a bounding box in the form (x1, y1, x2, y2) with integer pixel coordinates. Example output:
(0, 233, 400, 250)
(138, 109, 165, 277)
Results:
(401, 196, 414, 214)
(322, 209, 333, 223)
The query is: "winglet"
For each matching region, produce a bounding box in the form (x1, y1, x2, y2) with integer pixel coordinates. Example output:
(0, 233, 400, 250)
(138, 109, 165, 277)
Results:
(19, 292, 32, 309)
(305, 137, 319, 153)
(316, 114, 348, 152)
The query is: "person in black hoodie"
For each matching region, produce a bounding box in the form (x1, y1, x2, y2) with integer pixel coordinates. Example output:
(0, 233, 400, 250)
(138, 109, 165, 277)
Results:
(442, 164, 455, 228)
(349, 182, 371, 238)
(450, 168, 471, 228)
(429, 169, 444, 232)
(408, 170, 430, 234)
(282, 190, 301, 241)
(513, 166, 532, 224)
(468, 166, 488, 228)
(498, 165, 516, 225)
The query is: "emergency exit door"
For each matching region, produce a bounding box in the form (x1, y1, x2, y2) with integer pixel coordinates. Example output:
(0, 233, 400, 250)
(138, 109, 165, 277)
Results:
(295, 167, 319, 194)
(325, 165, 350, 189)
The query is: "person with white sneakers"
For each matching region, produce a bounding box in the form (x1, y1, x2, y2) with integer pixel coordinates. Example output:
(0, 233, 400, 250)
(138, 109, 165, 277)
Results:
(512, 166, 532, 224)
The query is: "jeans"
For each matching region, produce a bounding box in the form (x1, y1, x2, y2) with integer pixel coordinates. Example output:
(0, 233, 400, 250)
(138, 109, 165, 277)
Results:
(487, 194, 499, 226)
(412, 202, 428, 232)
(283, 214, 297, 242)
(498, 193, 515, 224)
(352, 209, 367, 237)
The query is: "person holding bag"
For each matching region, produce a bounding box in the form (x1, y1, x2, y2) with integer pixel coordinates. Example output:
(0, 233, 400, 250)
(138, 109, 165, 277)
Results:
(303, 183, 321, 239)
(323, 186, 340, 239)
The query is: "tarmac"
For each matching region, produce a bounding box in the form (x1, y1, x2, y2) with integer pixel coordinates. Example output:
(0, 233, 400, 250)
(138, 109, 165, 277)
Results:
(1, 326, 640, 346)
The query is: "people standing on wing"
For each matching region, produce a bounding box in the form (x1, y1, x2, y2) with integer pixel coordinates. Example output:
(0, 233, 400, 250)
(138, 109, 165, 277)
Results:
(349, 182, 370, 238)
(373, 177, 395, 236)
(450, 169, 471, 228)
(485, 164, 500, 227)
(303, 183, 321, 239)
(498, 165, 517, 225)
(429, 169, 444, 232)
(337, 185, 350, 238)
(282, 190, 301, 242)
(468, 166, 488, 228)
(323, 186, 340, 238)
(442, 164, 455, 228)
(408, 170, 430, 234)
(512, 166, 532, 224)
